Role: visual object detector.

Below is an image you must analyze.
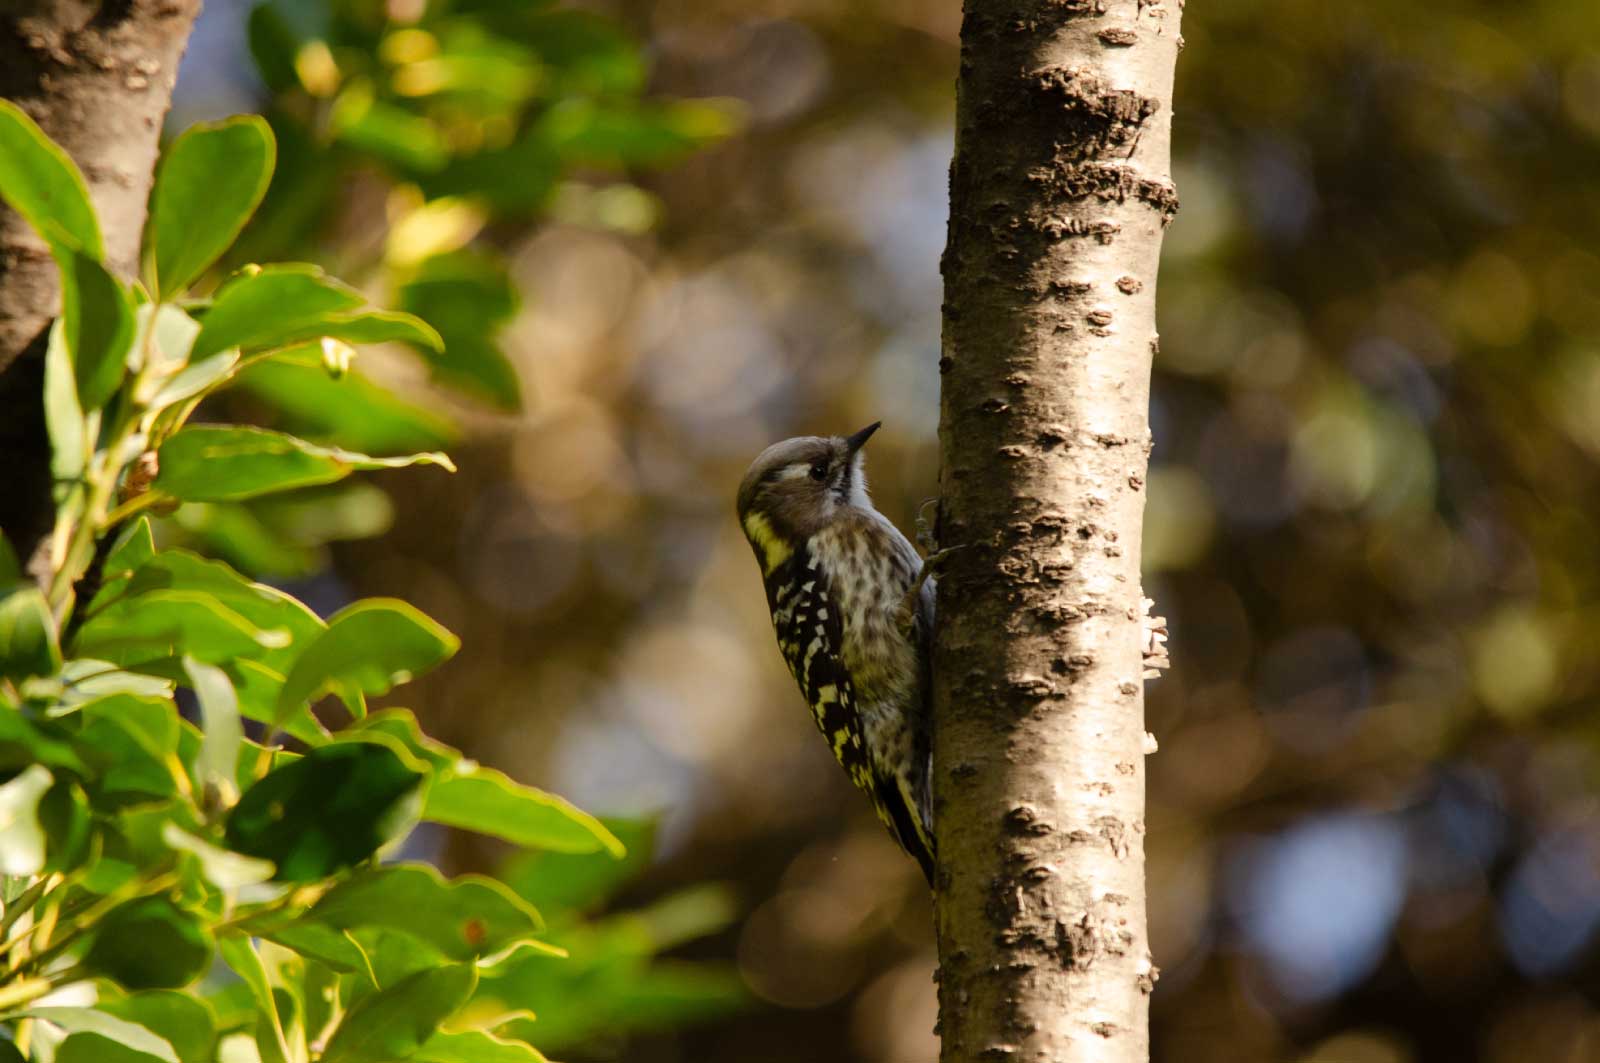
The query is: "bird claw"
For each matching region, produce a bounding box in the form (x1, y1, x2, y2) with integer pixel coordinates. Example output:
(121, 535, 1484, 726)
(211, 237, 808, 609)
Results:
(914, 497, 940, 555)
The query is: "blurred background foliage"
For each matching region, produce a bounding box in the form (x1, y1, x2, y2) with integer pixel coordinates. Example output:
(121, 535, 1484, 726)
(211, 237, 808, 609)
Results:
(152, 0, 1600, 1059)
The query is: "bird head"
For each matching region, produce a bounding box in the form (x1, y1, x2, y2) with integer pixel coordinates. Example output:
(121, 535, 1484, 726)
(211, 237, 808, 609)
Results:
(737, 422, 881, 550)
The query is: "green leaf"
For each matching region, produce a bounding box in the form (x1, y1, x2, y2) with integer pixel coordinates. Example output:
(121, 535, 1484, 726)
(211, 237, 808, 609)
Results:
(234, 347, 456, 455)
(105, 517, 157, 576)
(56, 1033, 174, 1063)
(57, 659, 174, 706)
(227, 657, 327, 746)
(314, 310, 443, 351)
(397, 251, 520, 410)
(184, 656, 243, 800)
(217, 937, 290, 1063)
(156, 425, 453, 502)
(225, 742, 424, 881)
(161, 823, 274, 890)
(74, 589, 290, 667)
(147, 116, 276, 298)
(44, 320, 87, 489)
(30, 1008, 180, 1063)
(147, 350, 239, 412)
(84, 897, 214, 989)
(426, 769, 624, 857)
(98, 991, 217, 1063)
(130, 304, 203, 385)
(0, 765, 52, 874)
(255, 922, 372, 974)
(59, 246, 135, 411)
(500, 818, 656, 914)
(170, 502, 320, 579)
(0, 585, 61, 681)
(320, 963, 477, 1063)
(109, 549, 322, 672)
(0, 100, 102, 258)
(276, 599, 458, 724)
(0, 711, 83, 772)
(416, 1030, 549, 1063)
(190, 264, 364, 360)
(39, 776, 91, 871)
(73, 696, 181, 801)
(301, 864, 542, 961)
(329, 83, 451, 173)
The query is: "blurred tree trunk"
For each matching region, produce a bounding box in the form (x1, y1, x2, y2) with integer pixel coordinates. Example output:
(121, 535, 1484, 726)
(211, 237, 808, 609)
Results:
(0, 0, 201, 570)
(932, 1, 1182, 1060)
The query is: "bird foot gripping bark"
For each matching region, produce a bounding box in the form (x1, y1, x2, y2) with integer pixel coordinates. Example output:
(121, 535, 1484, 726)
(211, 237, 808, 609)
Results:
(1140, 596, 1169, 679)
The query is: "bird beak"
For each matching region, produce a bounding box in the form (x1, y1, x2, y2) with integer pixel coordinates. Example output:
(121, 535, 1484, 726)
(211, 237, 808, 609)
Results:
(844, 421, 882, 456)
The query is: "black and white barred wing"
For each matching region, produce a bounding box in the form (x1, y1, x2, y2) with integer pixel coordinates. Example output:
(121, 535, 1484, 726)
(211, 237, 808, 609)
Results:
(764, 547, 874, 794)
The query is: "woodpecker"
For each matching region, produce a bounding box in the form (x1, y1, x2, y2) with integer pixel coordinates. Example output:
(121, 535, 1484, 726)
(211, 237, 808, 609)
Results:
(736, 422, 936, 884)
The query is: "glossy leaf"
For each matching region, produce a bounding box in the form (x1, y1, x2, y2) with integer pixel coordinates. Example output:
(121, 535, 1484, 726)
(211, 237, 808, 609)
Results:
(416, 1030, 549, 1063)
(147, 350, 239, 411)
(234, 348, 456, 454)
(0, 765, 52, 874)
(84, 898, 214, 989)
(276, 599, 458, 723)
(29, 1009, 178, 1063)
(43, 320, 87, 489)
(0, 100, 102, 257)
(255, 922, 371, 973)
(59, 246, 135, 411)
(184, 656, 243, 800)
(190, 264, 364, 359)
(0, 585, 61, 681)
(397, 250, 520, 409)
(314, 310, 443, 350)
(426, 768, 624, 856)
(38, 776, 91, 871)
(74, 695, 183, 801)
(225, 742, 424, 881)
(320, 963, 477, 1063)
(500, 818, 656, 914)
(104, 517, 157, 577)
(161, 824, 274, 890)
(169, 502, 319, 578)
(0, 710, 83, 773)
(74, 589, 290, 666)
(227, 657, 328, 746)
(156, 425, 453, 502)
(97, 992, 217, 1063)
(147, 116, 276, 298)
(56, 1034, 175, 1063)
(131, 304, 202, 382)
(217, 937, 290, 1063)
(302, 863, 542, 960)
(110, 549, 322, 671)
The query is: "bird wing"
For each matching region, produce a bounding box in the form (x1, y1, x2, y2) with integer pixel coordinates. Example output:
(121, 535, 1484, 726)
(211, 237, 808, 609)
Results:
(769, 550, 874, 796)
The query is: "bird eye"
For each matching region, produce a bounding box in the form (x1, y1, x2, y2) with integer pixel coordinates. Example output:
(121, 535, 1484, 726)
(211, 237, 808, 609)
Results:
(809, 460, 829, 481)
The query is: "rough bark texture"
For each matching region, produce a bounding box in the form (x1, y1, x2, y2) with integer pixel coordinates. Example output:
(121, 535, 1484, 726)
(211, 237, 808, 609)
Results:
(932, 2, 1182, 1061)
(0, 0, 201, 566)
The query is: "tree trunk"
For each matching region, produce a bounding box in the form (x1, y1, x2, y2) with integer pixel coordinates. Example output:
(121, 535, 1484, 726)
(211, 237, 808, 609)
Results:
(0, 0, 202, 567)
(931, 1, 1182, 1060)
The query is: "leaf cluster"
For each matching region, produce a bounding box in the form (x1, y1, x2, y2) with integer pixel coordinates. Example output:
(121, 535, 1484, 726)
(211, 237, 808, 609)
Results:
(0, 100, 739, 1063)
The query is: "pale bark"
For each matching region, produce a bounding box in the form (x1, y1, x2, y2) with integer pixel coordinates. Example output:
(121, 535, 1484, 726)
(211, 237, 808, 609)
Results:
(0, 0, 201, 566)
(932, 1, 1183, 1061)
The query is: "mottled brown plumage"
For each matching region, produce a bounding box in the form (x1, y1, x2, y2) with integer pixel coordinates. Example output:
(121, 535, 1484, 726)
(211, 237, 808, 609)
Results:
(737, 423, 935, 883)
